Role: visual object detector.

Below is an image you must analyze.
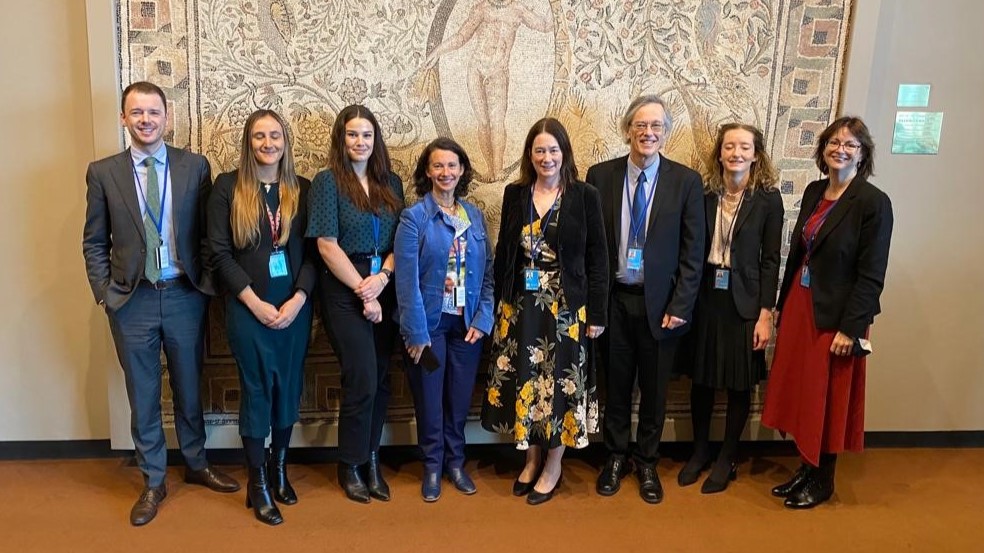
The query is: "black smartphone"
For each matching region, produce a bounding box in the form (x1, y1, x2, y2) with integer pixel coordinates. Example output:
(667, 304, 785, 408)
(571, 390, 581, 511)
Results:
(419, 345, 441, 373)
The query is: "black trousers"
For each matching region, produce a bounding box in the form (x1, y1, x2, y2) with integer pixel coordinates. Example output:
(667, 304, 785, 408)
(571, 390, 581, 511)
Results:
(317, 260, 398, 465)
(602, 287, 678, 464)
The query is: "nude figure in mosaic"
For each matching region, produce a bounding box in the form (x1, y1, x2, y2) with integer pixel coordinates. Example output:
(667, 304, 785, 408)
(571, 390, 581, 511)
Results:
(423, 0, 552, 180)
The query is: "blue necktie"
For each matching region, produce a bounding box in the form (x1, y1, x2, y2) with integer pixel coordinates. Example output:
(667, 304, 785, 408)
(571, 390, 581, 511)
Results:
(631, 171, 648, 245)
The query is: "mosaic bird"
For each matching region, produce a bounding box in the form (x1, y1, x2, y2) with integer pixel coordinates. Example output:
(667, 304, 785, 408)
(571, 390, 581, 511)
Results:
(256, 0, 300, 77)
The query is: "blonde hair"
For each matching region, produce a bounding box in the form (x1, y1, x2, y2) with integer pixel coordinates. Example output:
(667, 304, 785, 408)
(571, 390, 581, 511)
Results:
(702, 123, 778, 195)
(231, 110, 300, 249)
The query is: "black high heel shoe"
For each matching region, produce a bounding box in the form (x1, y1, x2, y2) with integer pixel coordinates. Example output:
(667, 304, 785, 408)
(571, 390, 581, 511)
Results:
(677, 454, 712, 487)
(268, 447, 297, 505)
(245, 465, 283, 526)
(366, 451, 391, 501)
(700, 462, 738, 494)
(513, 464, 544, 497)
(526, 473, 563, 506)
(337, 463, 370, 503)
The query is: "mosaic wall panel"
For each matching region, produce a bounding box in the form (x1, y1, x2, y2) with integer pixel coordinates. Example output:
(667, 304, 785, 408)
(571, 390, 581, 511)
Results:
(117, 0, 853, 433)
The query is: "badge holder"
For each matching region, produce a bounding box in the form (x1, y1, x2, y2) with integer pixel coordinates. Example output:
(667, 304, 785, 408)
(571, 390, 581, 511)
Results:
(627, 247, 643, 272)
(800, 266, 811, 288)
(370, 254, 382, 275)
(524, 268, 540, 291)
(156, 243, 170, 270)
(714, 268, 730, 290)
(269, 249, 288, 278)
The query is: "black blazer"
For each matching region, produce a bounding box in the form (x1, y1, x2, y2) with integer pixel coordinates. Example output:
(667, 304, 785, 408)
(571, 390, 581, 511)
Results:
(493, 181, 609, 326)
(778, 177, 893, 338)
(586, 154, 705, 339)
(703, 188, 784, 319)
(207, 171, 317, 301)
(83, 146, 213, 311)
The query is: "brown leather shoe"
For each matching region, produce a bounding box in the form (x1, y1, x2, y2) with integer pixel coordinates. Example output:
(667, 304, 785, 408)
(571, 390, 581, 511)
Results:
(185, 466, 241, 493)
(130, 485, 167, 526)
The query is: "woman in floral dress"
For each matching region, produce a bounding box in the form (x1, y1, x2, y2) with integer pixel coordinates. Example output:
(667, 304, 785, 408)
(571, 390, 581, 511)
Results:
(482, 118, 609, 505)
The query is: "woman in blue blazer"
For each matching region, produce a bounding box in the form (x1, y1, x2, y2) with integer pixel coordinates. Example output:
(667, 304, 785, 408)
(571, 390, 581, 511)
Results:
(394, 137, 494, 502)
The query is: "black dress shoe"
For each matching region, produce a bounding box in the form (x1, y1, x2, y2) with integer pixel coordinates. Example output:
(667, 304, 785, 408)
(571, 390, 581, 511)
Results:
(771, 463, 813, 497)
(677, 453, 712, 487)
(636, 463, 664, 504)
(422, 471, 441, 502)
(185, 466, 241, 493)
(596, 455, 632, 496)
(366, 451, 391, 501)
(130, 484, 167, 526)
(512, 465, 543, 497)
(526, 474, 562, 506)
(445, 467, 477, 495)
(245, 465, 283, 526)
(700, 462, 738, 494)
(783, 475, 833, 509)
(337, 463, 370, 503)
(268, 447, 297, 505)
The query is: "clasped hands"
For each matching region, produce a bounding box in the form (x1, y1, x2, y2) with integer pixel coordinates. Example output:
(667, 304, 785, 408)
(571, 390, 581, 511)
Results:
(248, 292, 306, 330)
(356, 273, 388, 323)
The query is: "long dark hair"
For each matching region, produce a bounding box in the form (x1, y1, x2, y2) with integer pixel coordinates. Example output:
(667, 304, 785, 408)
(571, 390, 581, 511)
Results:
(328, 104, 400, 212)
(515, 118, 578, 188)
(412, 137, 474, 198)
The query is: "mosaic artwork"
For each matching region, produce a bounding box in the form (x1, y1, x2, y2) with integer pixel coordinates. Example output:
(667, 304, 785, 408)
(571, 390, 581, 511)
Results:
(117, 0, 854, 435)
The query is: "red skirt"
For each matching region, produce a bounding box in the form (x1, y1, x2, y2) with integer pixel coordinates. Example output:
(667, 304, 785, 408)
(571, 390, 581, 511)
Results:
(761, 270, 866, 466)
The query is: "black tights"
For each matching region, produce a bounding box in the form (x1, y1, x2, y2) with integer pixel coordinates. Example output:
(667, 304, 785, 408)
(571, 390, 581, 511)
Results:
(689, 384, 751, 465)
(242, 426, 294, 468)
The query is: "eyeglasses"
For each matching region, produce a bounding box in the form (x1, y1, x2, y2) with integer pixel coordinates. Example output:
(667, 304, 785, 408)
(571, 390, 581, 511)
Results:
(826, 139, 861, 153)
(632, 121, 665, 133)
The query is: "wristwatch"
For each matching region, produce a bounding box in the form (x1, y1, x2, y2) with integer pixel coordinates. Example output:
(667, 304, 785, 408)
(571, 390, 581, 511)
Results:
(380, 268, 393, 281)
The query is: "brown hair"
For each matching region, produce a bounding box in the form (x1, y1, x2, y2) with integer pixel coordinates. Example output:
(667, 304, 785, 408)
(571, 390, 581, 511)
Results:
(703, 123, 778, 195)
(515, 118, 578, 188)
(121, 81, 167, 113)
(814, 116, 876, 181)
(230, 110, 300, 249)
(412, 137, 474, 198)
(328, 105, 400, 213)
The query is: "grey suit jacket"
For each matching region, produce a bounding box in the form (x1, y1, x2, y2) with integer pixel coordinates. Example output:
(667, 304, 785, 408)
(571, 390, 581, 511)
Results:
(82, 145, 214, 311)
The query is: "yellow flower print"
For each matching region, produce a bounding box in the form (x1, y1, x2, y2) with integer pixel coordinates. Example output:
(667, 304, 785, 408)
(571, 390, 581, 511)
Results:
(567, 322, 580, 341)
(516, 399, 529, 420)
(519, 381, 534, 403)
(501, 302, 514, 320)
(515, 422, 528, 442)
(487, 386, 501, 407)
(544, 421, 553, 438)
(577, 306, 587, 323)
(550, 301, 559, 318)
(561, 429, 576, 447)
(563, 410, 577, 432)
(498, 319, 509, 339)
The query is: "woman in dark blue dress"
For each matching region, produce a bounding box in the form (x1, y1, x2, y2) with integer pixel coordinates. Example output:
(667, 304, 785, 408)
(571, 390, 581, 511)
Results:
(307, 105, 405, 503)
(208, 109, 315, 525)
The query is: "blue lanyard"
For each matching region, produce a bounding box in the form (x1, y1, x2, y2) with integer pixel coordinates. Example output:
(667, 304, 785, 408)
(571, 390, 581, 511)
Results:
(528, 187, 560, 263)
(371, 213, 380, 256)
(131, 156, 169, 235)
(625, 170, 658, 244)
(803, 198, 839, 260)
(453, 236, 463, 280)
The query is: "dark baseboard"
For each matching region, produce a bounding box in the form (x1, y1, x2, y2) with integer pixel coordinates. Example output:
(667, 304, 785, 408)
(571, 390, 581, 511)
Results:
(2, 432, 981, 462)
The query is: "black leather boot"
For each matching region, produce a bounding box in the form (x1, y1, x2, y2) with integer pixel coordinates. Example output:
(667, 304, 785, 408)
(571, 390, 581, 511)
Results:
(366, 451, 391, 501)
(771, 463, 813, 497)
(245, 465, 283, 526)
(784, 455, 836, 509)
(268, 447, 297, 505)
(338, 463, 370, 503)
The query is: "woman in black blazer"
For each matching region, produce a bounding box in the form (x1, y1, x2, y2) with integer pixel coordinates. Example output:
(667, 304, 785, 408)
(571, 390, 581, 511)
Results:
(678, 123, 784, 493)
(762, 116, 893, 509)
(481, 118, 609, 505)
(208, 109, 315, 525)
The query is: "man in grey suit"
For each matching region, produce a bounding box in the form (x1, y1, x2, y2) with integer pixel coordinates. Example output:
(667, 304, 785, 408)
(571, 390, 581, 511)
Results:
(83, 81, 239, 526)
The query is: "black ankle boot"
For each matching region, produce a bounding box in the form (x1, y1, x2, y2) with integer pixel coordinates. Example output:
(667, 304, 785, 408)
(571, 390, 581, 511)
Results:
(338, 463, 370, 503)
(784, 455, 836, 509)
(246, 465, 283, 526)
(268, 447, 297, 505)
(366, 451, 391, 501)
(771, 463, 813, 497)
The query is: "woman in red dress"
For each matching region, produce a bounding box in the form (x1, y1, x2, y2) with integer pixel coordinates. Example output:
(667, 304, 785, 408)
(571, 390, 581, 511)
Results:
(762, 117, 893, 509)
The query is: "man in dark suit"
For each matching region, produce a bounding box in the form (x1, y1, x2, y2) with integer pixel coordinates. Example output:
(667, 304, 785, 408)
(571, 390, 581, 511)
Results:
(82, 81, 239, 526)
(585, 95, 705, 504)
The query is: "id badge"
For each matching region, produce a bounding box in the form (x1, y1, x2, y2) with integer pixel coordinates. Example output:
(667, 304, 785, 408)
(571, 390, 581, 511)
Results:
(524, 268, 540, 291)
(269, 250, 288, 278)
(156, 244, 170, 270)
(369, 255, 382, 275)
(627, 247, 643, 271)
(800, 266, 811, 288)
(714, 268, 730, 290)
(454, 285, 467, 308)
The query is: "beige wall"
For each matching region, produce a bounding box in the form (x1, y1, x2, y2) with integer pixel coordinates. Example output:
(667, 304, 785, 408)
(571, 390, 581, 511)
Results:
(0, 0, 112, 440)
(0, 0, 980, 442)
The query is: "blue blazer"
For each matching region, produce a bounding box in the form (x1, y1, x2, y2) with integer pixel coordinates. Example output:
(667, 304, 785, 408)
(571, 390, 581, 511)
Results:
(394, 193, 495, 346)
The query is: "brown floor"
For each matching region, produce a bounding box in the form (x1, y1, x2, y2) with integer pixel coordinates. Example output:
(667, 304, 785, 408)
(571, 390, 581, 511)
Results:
(1, 448, 982, 552)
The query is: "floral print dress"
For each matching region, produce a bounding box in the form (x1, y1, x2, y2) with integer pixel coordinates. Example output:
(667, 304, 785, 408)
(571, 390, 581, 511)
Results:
(481, 196, 599, 449)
